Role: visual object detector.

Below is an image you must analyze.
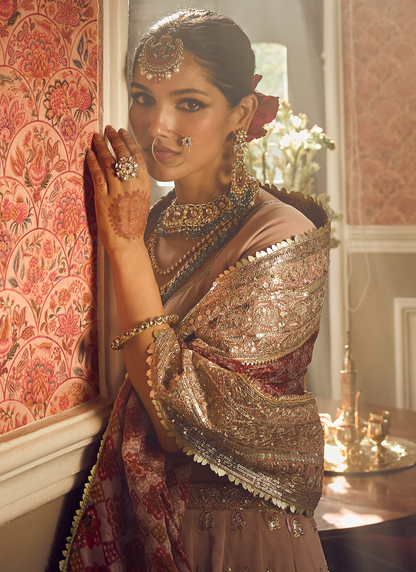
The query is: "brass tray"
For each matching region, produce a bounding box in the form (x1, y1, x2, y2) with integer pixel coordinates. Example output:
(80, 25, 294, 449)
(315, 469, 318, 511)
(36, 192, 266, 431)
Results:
(324, 436, 416, 475)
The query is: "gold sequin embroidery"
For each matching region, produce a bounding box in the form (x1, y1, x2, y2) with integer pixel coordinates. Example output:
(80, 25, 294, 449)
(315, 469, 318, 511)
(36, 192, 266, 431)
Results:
(262, 511, 282, 531)
(230, 509, 246, 531)
(291, 516, 305, 538)
(198, 509, 214, 531)
(309, 516, 318, 533)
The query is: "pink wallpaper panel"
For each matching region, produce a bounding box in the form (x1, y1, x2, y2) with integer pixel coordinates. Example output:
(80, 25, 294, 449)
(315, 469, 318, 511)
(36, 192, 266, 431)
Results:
(0, 0, 99, 434)
(342, 0, 416, 225)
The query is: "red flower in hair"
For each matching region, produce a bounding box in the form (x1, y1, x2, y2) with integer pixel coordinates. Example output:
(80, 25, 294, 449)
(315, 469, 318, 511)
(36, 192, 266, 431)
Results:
(246, 74, 280, 142)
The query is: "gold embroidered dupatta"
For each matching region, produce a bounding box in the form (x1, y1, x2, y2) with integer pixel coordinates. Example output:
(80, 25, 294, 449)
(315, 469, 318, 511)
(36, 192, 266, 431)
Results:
(148, 190, 330, 516)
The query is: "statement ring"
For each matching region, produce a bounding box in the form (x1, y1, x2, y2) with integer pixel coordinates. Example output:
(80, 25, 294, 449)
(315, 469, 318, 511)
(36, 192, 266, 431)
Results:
(151, 130, 192, 167)
(115, 156, 140, 180)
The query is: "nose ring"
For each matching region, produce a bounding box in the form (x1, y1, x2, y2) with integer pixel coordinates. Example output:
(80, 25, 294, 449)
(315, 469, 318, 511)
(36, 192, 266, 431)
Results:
(151, 130, 192, 167)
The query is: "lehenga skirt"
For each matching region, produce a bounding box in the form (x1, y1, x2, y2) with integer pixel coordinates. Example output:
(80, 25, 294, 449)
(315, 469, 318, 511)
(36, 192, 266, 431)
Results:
(181, 483, 328, 572)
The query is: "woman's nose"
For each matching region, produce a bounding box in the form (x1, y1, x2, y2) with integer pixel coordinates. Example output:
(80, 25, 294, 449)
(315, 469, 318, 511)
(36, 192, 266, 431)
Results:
(148, 106, 172, 140)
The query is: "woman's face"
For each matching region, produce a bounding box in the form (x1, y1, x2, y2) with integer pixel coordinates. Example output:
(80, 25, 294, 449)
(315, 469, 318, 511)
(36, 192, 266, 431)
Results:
(129, 52, 241, 184)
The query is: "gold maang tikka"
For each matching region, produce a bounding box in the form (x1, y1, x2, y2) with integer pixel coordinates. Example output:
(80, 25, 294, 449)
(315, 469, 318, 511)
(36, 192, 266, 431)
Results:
(137, 34, 184, 83)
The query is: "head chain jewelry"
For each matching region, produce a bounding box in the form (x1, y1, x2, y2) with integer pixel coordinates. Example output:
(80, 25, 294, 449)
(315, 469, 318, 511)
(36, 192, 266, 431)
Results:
(152, 131, 192, 167)
(115, 156, 140, 181)
(111, 314, 179, 350)
(230, 127, 250, 201)
(137, 34, 184, 83)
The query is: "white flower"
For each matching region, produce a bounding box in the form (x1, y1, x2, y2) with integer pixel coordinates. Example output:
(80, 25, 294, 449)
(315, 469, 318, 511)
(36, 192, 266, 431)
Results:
(279, 134, 291, 148)
(292, 129, 309, 147)
(292, 115, 302, 128)
(310, 125, 323, 134)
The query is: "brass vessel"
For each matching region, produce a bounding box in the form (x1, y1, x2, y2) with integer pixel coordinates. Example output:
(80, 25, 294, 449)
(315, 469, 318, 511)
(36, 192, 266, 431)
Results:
(322, 332, 416, 474)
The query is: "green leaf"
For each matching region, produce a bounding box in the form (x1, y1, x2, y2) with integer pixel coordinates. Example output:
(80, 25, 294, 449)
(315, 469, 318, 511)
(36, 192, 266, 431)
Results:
(77, 36, 84, 57)
(12, 250, 20, 274)
(8, 11, 20, 26)
(41, 173, 52, 190)
(7, 343, 20, 361)
(24, 170, 33, 188)
(72, 59, 83, 70)
(73, 367, 84, 378)
(78, 337, 86, 363)
(8, 277, 18, 288)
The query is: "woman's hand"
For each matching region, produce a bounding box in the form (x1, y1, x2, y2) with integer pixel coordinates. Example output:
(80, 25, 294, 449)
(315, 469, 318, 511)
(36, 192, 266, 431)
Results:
(87, 125, 151, 256)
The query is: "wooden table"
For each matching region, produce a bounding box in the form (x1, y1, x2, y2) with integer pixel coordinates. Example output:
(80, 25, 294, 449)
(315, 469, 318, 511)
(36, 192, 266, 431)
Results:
(315, 399, 416, 539)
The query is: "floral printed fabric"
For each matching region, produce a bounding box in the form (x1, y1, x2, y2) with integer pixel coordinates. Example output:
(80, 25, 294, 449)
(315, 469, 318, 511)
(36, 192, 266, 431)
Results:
(342, 0, 416, 225)
(62, 334, 323, 572)
(62, 378, 193, 572)
(0, 0, 99, 434)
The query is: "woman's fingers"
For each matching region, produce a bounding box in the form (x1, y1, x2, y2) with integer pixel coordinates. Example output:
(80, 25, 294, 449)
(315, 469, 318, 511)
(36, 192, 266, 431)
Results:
(86, 148, 108, 195)
(105, 125, 129, 159)
(119, 128, 147, 171)
(93, 132, 116, 175)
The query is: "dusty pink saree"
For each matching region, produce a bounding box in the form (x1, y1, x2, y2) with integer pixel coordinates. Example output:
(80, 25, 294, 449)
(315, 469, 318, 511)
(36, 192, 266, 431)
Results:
(61, 188, 330, 572)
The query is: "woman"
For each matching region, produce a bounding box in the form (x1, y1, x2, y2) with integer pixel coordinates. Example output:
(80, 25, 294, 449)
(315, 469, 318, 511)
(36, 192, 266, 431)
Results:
(61, 9, 330, 572)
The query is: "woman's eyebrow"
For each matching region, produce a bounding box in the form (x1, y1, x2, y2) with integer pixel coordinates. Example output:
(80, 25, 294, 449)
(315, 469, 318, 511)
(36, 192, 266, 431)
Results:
(169, 88, 209, 97)
(130, 83, 209, 97)
(131, 82, 151, 92)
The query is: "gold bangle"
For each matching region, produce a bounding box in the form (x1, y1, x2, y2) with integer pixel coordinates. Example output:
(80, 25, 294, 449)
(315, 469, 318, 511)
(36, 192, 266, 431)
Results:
(111, 314, 179, 350)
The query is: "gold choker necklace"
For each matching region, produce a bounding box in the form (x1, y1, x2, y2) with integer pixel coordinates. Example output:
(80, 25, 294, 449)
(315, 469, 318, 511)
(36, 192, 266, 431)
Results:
(157, 176, 259, 239)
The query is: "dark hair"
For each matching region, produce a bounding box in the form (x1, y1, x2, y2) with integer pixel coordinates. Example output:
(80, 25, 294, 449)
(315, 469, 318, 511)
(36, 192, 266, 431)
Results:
(133, 10, 255, 108)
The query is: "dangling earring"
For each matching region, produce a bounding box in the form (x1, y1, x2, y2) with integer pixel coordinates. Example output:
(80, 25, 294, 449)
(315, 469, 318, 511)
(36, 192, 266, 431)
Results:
(230, 128, 250, 201)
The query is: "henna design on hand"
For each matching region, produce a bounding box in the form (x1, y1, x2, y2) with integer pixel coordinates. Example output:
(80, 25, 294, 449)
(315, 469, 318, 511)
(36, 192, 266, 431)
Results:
(108, 190, 150, 239)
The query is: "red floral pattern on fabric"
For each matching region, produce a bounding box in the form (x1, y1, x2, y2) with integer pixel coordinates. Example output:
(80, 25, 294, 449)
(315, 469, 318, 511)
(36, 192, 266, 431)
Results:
(74, 501, 102, 550)
(102, 540, 120, 567)
(124, 451, 152, 486)
(142, 482, 171, 522)
(97, 435, 120, 482)
(66, 381, 193, 572)
(20, 29, 60, 84)
(123, 404, 142, 440)
(106, 494, 125, 540)
(0, 2, 99, 435)
(153, 547, 177, 572)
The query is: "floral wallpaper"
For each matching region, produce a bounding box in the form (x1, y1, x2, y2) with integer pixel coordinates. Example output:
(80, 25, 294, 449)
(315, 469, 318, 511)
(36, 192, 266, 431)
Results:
(0, 0, 99, 435)
(342, 0, 416, 225)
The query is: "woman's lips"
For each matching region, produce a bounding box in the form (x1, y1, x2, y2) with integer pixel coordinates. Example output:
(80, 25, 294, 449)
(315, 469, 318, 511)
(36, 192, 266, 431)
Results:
(147, 144, 180, 163)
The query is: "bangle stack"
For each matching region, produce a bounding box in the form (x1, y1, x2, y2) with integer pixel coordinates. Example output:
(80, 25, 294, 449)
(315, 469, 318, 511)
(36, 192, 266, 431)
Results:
(111, 314, 179, 350)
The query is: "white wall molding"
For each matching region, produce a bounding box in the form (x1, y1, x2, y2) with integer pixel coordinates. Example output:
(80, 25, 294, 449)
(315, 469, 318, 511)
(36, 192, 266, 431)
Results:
(394, 298, 416, 410)
(0, 397, 112, 526)
(324, 0, 347, 399)
(346, 225, 416, 254)
(98, 0, 129, 400)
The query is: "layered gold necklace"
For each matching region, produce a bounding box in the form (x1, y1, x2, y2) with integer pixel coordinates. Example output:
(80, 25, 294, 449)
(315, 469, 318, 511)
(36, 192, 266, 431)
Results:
(148, 175, 259, 304)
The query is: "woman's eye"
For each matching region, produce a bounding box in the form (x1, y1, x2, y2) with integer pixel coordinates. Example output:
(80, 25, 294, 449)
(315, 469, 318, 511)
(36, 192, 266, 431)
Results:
(177, 99, 206, 112)
(131, 92, 154, 106)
